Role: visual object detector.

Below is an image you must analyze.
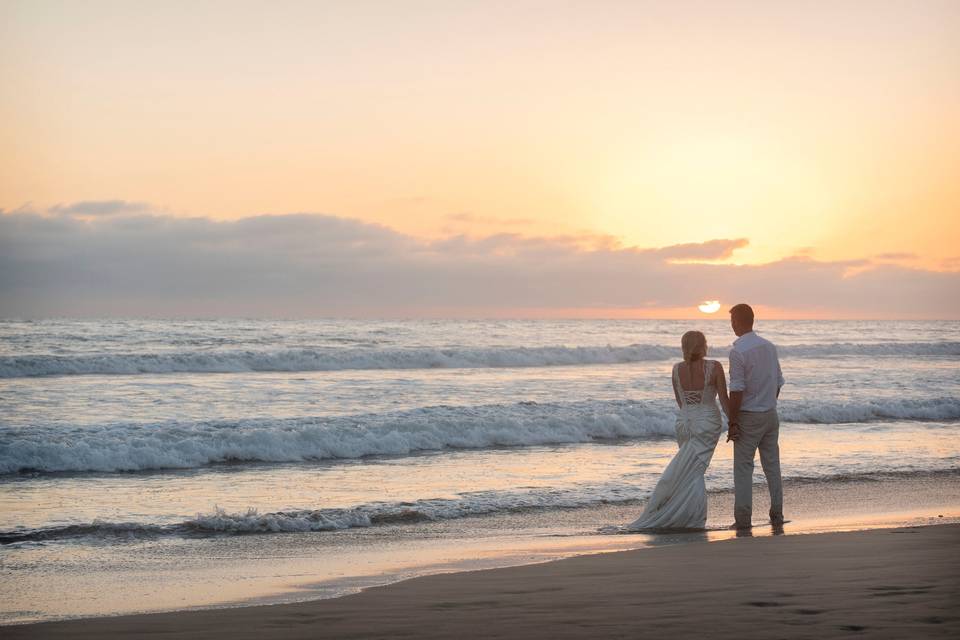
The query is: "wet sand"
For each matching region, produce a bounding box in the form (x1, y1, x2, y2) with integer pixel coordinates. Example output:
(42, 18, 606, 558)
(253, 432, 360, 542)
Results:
(8, 523, 959, 639)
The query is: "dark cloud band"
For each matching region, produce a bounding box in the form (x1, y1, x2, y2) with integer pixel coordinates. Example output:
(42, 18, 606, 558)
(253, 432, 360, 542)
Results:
(0, 209, 956, 318)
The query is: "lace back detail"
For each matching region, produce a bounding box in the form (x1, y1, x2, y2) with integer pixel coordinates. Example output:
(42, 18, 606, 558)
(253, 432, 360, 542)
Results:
(682, 387, 704, 405)
(674, 360, 715, 407)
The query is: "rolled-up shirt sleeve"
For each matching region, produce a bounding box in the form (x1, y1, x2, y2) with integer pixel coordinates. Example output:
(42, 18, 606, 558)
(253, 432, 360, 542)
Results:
(776, 353, 785, 388)
(729, 348, 746, 392)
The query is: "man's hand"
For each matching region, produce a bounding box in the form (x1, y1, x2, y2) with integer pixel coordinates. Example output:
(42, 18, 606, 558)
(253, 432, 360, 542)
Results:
(727, 422, 740, 442)
(727, 390, 742, 443)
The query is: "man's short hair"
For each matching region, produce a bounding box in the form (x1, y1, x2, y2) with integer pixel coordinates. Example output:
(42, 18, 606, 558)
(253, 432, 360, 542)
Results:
(729, 303, 754, 326)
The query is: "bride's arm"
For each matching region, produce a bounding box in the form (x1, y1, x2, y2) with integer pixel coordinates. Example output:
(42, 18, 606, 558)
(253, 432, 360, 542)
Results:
(671, 364, 682, 408)
(715, 360, 731, 418)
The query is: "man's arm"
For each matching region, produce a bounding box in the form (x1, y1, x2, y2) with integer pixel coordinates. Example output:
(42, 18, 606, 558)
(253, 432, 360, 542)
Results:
(727, 349, 746, 441)
(727, 391, 742, 441)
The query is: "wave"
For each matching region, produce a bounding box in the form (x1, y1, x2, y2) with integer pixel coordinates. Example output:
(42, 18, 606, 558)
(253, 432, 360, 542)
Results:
(778, 342, 960, 358)
(781, 397, 960, 424)
(0, 483, 657, 545)
(0, 400, 678, 474)
(2, 341, 957, 377)
(0, 521, 170, 545)
(5, 467, 958, 545)
(0, 345, 674, 377)
(2, 397, 958, 475)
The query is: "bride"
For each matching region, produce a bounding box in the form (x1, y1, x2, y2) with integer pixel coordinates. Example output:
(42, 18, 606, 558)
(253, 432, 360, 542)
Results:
(626, 330, 730, 530)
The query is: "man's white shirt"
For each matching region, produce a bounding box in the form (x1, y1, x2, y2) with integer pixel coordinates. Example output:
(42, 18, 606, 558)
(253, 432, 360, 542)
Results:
(728, 331, 784, 412)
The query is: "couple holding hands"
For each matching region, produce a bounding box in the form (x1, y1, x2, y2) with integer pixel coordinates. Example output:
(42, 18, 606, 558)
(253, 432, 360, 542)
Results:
(625, 303, 785, 532)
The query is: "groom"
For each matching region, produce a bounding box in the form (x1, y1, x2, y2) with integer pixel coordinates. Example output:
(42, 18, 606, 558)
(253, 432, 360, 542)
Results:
(726, 303, 785, 529)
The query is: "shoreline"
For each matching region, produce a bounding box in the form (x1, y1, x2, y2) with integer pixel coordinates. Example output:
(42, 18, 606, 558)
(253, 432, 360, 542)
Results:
(3, 471, 959, 626)
(7, 523, 959, 639)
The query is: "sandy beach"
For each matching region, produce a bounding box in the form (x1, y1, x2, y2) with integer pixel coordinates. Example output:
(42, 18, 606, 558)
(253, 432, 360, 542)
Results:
(8, 523, 958, 639)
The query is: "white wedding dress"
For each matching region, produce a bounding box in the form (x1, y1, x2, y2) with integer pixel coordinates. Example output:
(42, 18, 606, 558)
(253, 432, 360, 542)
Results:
(626, 360, 723, 530)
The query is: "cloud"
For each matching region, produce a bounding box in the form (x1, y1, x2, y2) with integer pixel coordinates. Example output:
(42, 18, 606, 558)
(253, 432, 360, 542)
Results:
(874, 252, 917, 261)
(0, 209, 957, 318)
(48, 200, 154, 217)
(650, 238, 749, 262)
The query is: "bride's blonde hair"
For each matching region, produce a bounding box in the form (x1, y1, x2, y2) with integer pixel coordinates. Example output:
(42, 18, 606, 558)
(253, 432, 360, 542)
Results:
(681, 330, 707, 363)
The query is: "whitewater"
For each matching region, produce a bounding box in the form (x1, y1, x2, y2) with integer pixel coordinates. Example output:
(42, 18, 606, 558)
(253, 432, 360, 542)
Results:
(3, 397, 959, 475)
(2, 341, 958, 378)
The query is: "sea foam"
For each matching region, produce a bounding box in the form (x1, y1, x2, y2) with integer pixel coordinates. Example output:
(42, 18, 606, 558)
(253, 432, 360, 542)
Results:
(2, 397, 957, 475)
(4, 468, 957, 544)
(0, 484, 655, 543)
(0, 400, 678, 474)
(1, 341, 957, 377)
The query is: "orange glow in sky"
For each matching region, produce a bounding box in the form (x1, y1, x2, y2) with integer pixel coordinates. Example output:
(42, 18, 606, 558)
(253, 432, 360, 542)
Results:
(1, 1, 959, 318)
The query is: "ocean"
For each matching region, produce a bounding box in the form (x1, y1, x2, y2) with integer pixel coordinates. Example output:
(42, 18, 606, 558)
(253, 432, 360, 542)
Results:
(1, 318, 958, 624)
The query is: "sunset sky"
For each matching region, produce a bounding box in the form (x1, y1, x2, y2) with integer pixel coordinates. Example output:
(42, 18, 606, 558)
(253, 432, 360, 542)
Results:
(2, 1, 958, 318)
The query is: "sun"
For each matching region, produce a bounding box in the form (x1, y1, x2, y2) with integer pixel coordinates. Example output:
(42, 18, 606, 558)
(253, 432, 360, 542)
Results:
(697, 300, 721, 314)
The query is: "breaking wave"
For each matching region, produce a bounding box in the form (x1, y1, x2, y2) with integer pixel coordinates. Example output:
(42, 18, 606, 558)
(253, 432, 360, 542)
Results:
(0, 485, 643, 544)
(5, 468, 958, 545)
(1, 341, 956, 377)
(2, 397, 958, 475)
(0, 400, 677, 475)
